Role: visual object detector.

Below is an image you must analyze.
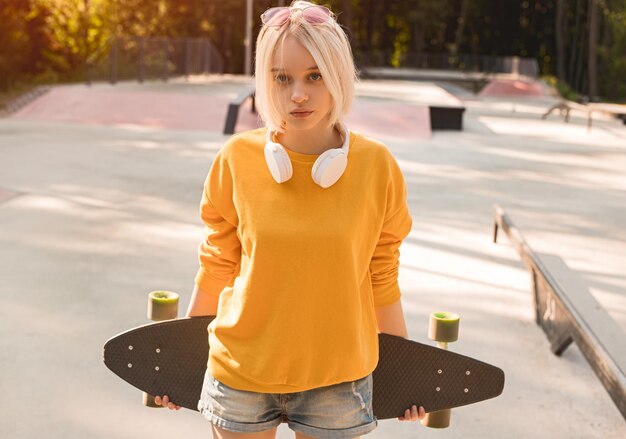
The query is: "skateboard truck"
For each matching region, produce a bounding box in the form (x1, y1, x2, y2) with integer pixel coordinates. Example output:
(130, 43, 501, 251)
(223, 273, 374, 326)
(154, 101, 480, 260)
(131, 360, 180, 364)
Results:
(143, 290, 179, 408)
(421, 311, 460, 429)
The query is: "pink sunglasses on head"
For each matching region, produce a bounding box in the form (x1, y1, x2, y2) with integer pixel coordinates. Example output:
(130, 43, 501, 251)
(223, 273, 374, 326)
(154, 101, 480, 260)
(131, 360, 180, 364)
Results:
(261, 5, 332, 27)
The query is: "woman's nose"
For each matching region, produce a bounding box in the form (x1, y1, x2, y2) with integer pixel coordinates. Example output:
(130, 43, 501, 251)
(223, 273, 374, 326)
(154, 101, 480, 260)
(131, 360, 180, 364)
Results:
(291, 84, 308, 103)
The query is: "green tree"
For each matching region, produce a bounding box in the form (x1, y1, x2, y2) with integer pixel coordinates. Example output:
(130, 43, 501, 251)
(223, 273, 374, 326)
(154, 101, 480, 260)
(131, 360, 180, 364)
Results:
(32, 0, 111, 81)
(597, 0, 626, 100)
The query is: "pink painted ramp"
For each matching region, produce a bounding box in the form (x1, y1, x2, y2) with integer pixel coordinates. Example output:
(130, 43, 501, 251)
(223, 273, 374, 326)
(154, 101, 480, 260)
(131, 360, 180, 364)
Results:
(10, 86, 244, 132)
(346, 99, 431, 140)
(479, 78, 551, 97)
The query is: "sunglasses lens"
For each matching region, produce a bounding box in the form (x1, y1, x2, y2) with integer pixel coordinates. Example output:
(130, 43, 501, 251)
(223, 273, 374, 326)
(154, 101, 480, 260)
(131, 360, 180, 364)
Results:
(303, 6, 331, 24)
(262, 7, 290, 26)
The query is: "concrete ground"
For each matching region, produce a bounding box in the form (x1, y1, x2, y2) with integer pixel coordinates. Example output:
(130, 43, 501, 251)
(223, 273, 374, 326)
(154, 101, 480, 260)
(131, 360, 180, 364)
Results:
(0, 75, 624, 438)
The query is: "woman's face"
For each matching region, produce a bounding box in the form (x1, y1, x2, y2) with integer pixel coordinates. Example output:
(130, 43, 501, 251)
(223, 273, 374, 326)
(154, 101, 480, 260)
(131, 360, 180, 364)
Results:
(271, 36, 334, 131)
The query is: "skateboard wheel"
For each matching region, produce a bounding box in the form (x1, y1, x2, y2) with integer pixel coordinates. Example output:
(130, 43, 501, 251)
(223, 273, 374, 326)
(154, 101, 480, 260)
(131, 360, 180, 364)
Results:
(142, 391, 164, 408)
(147, 291, 179, 321)
(421, 408, 451, 428)
(428, 312, 459, 343)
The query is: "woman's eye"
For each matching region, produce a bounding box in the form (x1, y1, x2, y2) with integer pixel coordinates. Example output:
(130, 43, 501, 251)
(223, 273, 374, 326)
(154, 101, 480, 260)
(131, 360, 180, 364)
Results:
(274, 74, 289, 83)
(310, 73, 322, 81)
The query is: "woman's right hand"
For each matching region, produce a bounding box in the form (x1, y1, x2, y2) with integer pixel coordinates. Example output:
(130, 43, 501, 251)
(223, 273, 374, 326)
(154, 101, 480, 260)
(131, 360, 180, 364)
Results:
(154, 395, 181, 410)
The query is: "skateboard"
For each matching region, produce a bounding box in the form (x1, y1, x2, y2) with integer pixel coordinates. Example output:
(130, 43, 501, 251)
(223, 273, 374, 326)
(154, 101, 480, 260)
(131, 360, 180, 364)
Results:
(103, 291, 504, 428)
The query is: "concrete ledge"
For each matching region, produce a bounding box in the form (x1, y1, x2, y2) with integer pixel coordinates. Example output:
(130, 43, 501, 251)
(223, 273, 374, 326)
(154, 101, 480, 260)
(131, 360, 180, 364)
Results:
(493, 204, 626, 420)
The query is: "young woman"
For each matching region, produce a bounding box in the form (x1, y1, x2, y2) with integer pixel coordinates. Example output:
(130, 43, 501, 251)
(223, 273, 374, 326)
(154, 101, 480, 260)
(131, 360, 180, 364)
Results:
(156, 2, 425, 438)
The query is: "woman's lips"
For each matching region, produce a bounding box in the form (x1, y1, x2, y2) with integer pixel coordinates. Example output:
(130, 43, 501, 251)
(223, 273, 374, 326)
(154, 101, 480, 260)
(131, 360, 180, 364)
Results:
(290, 110, 313, 118)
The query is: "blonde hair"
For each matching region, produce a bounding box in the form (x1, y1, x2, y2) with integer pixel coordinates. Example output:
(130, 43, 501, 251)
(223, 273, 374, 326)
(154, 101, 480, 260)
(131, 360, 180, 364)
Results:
(254, 0, 357, 133)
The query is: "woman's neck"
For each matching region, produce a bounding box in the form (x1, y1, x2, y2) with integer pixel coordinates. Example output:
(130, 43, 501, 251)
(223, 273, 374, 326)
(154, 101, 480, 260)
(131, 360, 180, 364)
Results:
(275, 124, 343, 155)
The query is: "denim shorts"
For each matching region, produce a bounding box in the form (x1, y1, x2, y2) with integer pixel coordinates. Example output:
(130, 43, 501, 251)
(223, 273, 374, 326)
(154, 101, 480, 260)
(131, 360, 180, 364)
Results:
(197, 368, 378, 438)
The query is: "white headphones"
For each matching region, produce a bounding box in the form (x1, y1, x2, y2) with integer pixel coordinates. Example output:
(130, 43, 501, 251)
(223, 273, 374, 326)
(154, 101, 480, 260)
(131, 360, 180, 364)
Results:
(264, 123, 350, 188)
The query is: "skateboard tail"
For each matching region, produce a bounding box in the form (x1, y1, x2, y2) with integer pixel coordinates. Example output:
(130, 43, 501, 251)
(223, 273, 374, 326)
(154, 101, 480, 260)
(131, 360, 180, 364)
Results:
(372, 333, 506, 419)
(103, 317, 211, 411)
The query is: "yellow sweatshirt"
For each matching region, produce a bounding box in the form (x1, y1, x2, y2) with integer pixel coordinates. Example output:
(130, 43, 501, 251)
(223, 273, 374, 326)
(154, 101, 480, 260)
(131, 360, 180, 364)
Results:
(195, 127, 412, 393)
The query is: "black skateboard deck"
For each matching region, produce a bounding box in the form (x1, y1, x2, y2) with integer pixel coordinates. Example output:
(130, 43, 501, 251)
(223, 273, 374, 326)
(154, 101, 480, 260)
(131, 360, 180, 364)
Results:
(103, 316, 504, 419)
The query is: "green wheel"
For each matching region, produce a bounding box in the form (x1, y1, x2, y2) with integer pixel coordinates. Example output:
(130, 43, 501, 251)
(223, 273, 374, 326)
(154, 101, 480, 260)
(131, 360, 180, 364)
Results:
(147, 291, 179, 321)
(421, 409, 451, 429)
(428, 311, 460, 345)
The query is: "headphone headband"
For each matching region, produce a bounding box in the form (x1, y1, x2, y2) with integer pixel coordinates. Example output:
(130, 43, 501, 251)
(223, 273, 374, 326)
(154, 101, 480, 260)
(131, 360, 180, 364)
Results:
(264, 123, 350, 188)
(266, 123, 350, 154)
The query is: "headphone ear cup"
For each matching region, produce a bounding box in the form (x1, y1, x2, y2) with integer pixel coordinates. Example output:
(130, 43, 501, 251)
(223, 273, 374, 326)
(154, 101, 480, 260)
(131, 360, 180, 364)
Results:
(265, 142, 293, 183)
(311, 149, 348, 188)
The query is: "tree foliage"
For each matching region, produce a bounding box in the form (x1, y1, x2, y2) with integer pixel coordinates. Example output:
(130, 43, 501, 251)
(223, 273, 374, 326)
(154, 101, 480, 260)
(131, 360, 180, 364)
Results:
(0, 0, 625, 101)
(0, 0, 39, 90)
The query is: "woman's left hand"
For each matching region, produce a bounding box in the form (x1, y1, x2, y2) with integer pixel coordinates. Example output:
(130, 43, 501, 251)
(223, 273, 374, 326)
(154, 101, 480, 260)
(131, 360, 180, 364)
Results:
(397, 405, 426, 422)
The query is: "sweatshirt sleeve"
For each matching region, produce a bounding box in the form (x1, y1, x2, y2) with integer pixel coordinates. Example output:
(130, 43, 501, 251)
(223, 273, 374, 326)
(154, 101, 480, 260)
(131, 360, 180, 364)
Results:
(369, 153, 413, 307)
(194, 150, 242, 297)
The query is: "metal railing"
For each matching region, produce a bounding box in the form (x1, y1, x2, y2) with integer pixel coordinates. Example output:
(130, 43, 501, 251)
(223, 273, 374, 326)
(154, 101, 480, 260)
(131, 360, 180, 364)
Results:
(492, 204, 626, 419)
(87, 36, 224, 85)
